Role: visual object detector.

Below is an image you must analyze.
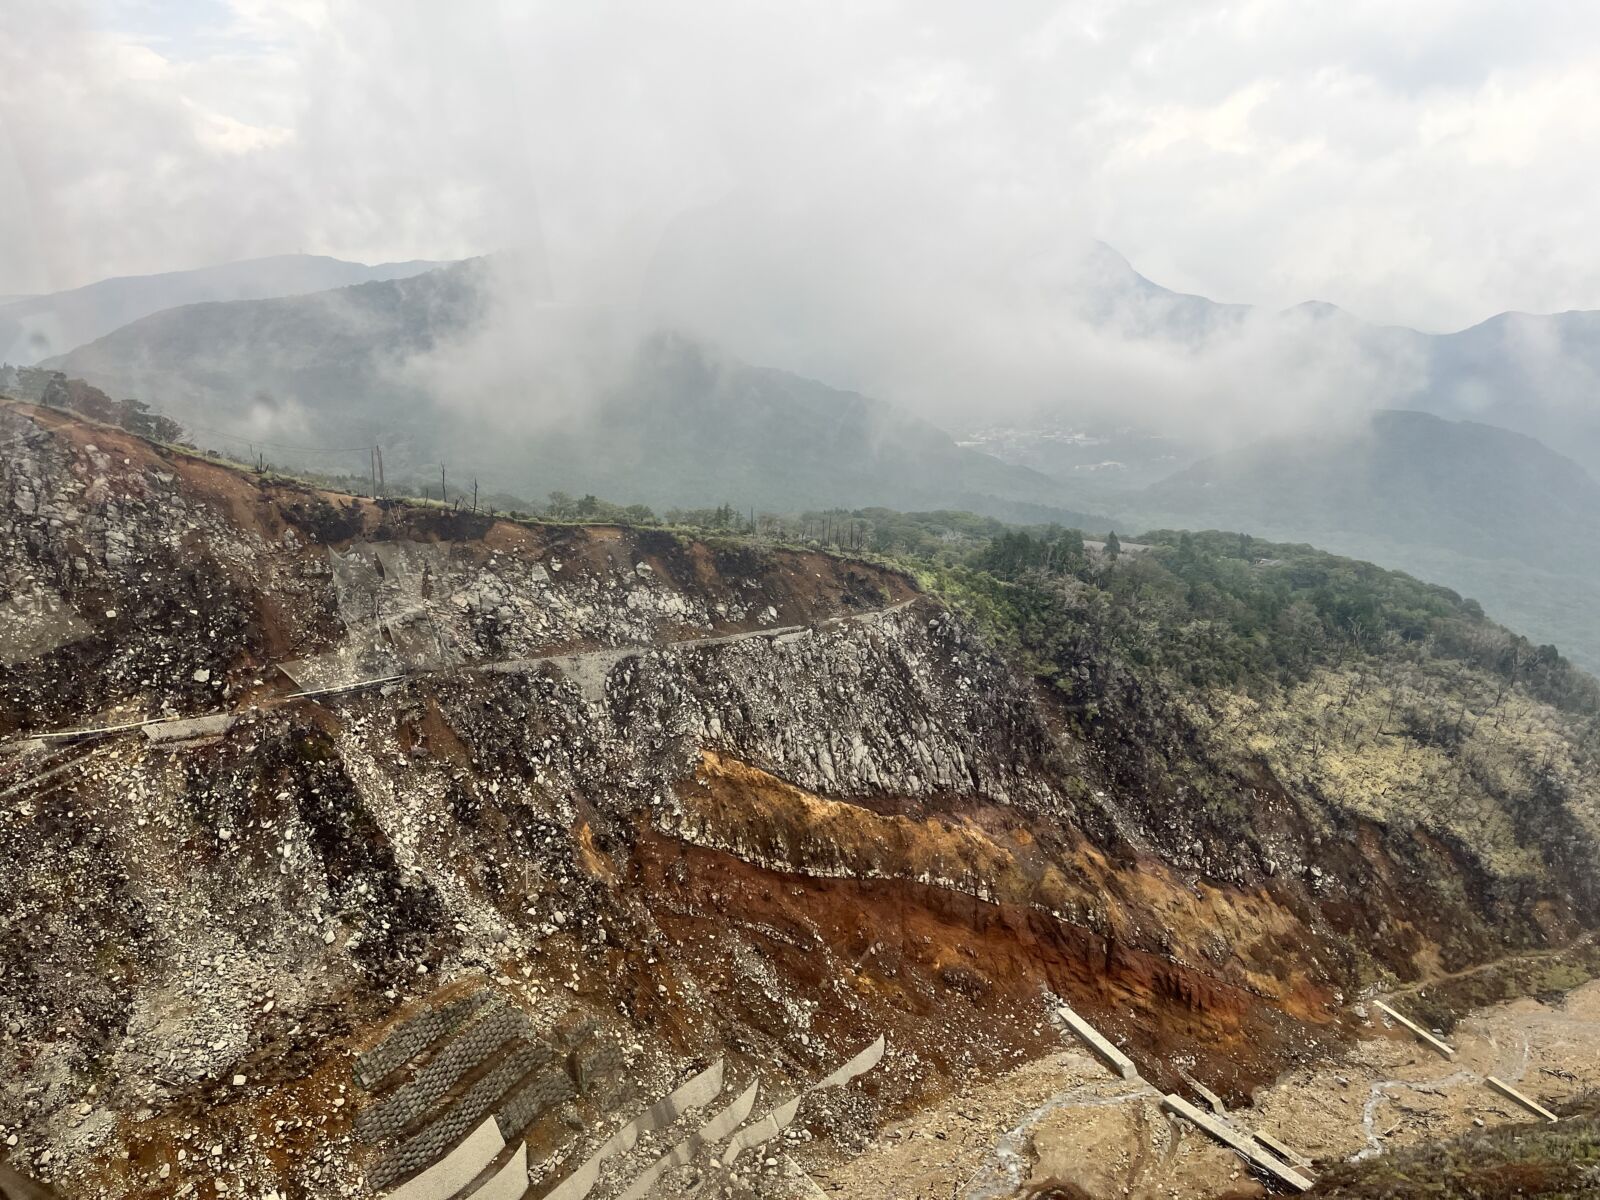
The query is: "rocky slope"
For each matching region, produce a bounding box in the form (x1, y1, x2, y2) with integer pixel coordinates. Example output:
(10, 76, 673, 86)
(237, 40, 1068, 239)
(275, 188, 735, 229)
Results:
(0, 400, 1596, 1199)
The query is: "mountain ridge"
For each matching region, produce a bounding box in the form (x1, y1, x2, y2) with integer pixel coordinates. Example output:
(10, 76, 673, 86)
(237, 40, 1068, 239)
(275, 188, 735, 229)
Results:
(42, 261, 1112, 527)
(3, 252, 448, 365)
(1066, 248, 1600, 474)
(3, 396, 1597, 1197)
(33, 249, 1600, 670)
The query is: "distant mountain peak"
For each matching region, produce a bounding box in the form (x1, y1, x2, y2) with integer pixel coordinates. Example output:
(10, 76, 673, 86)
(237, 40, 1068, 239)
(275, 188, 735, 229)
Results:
(1281, 299, 1351, 321)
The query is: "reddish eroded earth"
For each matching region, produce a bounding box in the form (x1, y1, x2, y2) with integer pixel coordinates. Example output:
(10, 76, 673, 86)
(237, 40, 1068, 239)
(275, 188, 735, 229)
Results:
(643, 752, 1351, 1111)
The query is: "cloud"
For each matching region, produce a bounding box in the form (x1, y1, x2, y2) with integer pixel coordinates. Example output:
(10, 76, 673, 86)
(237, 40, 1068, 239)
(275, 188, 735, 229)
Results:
(2, 0, 1597, 437)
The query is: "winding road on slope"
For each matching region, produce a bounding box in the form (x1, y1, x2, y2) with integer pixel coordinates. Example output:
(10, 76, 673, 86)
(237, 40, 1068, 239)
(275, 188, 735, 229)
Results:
(0, 598, 919, 764)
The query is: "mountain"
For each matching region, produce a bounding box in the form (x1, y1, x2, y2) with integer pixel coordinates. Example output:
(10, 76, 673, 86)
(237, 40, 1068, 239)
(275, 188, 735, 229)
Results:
(945, 249, 1600, 669)
(36, 248, 1600, 666)
(3, 399, 1598, 1197)
(527, 333, 1097, 516)
(1051, 246, 1600, 478)
(1065, 239, 1254, 344)
(42, 260, 1107, 524)
(1141, 410, 1600, 574)
(0, 253, 446, 364)
(1421, 308, 1600, 472)
(1136, 409, 1600, 669)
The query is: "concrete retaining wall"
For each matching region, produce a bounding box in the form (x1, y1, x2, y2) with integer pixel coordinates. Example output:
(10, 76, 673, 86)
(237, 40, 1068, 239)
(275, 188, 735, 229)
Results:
(1161, 1095, 1312, 1193)
(1055, 1004, 1138, 1080)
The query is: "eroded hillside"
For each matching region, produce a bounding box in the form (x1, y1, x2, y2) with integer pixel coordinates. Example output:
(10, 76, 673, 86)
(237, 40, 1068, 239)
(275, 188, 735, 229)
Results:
(1, 400, 1597, 1200)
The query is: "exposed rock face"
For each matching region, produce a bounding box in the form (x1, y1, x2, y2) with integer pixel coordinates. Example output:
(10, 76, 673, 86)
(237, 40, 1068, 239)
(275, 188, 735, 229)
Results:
(0, 399, 1594, 1199)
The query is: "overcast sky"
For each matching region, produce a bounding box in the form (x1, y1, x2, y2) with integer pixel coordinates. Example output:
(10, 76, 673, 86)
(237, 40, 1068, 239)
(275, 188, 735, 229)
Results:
(6, 0, 1600, 332)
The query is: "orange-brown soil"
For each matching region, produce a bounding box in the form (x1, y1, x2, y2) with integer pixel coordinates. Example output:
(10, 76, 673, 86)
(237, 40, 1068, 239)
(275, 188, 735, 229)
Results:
(640, 752, 1352, 1109)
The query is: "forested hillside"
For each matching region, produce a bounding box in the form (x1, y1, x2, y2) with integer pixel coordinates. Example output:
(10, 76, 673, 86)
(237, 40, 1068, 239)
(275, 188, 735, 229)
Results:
(1132, 409, 1600, 672)
(877, 517, 1600, 948)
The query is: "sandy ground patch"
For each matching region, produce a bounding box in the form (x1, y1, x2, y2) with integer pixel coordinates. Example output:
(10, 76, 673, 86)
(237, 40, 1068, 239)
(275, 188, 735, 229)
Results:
(814, 980, 1600, 1199)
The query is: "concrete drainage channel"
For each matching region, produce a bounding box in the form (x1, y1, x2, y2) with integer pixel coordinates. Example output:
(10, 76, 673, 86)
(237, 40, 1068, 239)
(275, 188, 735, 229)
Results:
(351, 984, 886, 1200)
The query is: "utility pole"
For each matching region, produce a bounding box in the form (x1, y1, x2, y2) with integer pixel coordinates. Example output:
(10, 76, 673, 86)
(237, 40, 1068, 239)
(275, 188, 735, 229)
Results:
(440, 465, 447, 505)
(369, 447, 377, 496)
(375, 445, 385, 494)
(472, 478, 478, 514)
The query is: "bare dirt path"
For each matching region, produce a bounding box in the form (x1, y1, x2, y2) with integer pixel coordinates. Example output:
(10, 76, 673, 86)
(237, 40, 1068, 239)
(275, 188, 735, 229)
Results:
(1382, 932, 1598, 1004)
(0, 599, 918, 753)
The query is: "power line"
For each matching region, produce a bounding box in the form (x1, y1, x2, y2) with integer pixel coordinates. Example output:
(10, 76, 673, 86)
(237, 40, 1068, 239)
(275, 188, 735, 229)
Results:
(3, 401, 388, 468)
(7, 403, 473, 496)
(182, 423, 376, 454)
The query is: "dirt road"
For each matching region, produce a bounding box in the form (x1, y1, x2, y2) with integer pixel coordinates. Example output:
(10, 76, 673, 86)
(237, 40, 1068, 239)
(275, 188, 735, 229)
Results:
(2, 599, 919, 750)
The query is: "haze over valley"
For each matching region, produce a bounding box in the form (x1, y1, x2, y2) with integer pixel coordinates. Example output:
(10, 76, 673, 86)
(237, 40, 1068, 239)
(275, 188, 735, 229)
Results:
(19, 241, 1600, 670)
